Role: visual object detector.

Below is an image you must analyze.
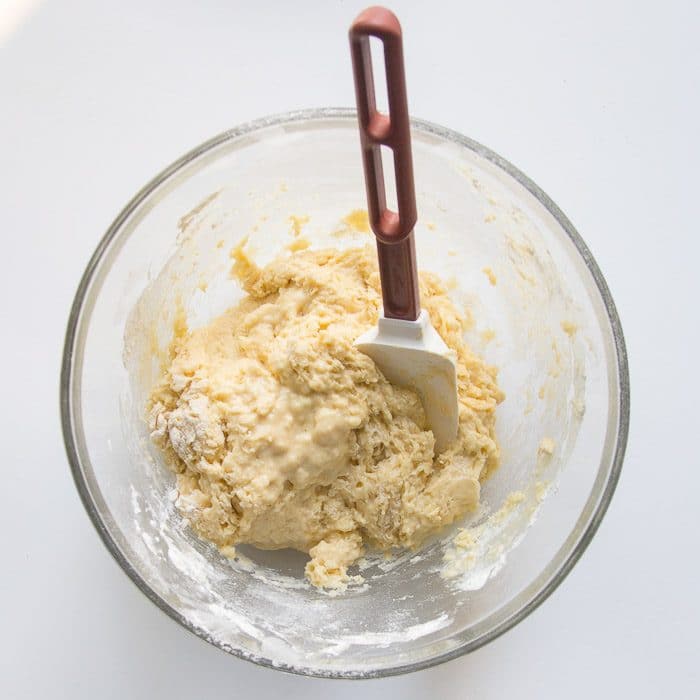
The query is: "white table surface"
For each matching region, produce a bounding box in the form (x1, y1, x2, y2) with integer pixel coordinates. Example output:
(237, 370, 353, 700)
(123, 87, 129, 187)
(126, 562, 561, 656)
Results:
(1, 0, 698, 696)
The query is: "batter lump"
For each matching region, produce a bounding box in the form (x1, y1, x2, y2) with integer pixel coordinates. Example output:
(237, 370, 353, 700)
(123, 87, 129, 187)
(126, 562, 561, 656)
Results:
(148, 244, 503, 588)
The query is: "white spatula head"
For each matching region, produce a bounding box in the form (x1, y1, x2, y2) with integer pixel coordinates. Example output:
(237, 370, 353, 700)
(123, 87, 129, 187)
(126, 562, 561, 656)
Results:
(356, 310, 459, 454)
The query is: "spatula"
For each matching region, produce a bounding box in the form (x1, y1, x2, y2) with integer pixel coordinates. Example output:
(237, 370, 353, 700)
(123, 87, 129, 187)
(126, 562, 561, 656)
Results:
(349, 6, 459, 454)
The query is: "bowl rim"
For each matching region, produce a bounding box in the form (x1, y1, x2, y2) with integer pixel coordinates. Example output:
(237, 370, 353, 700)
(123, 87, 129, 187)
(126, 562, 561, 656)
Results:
(60, 107, 630, 679)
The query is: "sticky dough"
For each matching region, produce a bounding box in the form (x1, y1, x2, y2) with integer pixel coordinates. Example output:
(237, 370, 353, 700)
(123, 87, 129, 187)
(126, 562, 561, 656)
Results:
(148, 245, 503, 588)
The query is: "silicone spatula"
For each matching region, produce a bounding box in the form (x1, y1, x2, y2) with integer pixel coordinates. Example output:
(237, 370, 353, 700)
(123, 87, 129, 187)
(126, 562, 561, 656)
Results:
(349, 6, 459, 454)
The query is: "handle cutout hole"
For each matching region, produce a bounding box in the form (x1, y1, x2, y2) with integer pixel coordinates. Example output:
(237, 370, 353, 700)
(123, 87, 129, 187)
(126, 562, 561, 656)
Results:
(381, 145, 398, 215)
(370, 36, 389, 116)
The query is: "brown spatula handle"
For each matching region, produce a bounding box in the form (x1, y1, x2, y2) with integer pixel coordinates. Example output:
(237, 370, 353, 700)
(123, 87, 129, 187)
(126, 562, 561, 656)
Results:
(349, 6, 420, 321)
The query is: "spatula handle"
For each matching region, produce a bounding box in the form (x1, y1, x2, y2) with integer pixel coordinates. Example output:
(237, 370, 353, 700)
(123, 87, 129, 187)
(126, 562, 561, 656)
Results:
(349, 6, 420, 321)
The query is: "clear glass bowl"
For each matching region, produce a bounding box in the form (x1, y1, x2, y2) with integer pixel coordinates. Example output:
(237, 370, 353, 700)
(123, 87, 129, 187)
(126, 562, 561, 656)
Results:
(61, 109, 629, 678)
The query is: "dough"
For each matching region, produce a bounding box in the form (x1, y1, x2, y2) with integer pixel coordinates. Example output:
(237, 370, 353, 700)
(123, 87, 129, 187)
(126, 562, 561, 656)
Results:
(148, 244, 503, 588)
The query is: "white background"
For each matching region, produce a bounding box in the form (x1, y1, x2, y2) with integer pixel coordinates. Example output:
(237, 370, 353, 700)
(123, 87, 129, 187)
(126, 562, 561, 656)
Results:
(1, 0, 698, 697)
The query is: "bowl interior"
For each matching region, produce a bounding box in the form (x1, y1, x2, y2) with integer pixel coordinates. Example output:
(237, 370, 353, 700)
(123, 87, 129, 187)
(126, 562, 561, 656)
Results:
(64, 111, 625, 677)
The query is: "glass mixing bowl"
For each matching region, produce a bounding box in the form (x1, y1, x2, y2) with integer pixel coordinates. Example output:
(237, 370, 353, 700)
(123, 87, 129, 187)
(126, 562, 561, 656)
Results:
(61, 109, 629, 678)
